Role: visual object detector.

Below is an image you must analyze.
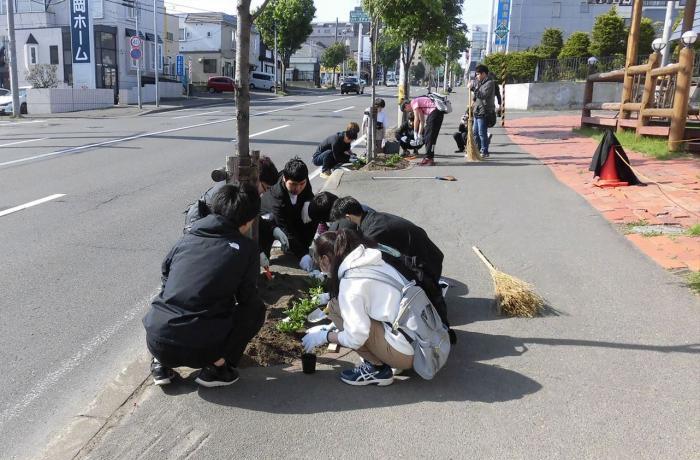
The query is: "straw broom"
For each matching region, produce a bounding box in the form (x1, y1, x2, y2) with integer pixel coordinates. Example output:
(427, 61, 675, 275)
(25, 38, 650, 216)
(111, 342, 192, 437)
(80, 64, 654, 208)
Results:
(465, 101, 481, 161)
(472, 246, 544, 317)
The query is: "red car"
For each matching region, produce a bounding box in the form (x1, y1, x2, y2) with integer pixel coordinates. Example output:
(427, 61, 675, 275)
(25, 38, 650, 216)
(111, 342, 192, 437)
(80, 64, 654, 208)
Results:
(207, 76, 236, 93)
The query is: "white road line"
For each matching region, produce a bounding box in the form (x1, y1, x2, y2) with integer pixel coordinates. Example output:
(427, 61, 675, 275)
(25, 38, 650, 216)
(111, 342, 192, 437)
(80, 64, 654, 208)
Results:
(231, 124, 290, 142)
(0, 137, 47, 148)
(333, 106, 354, 113)
(0, 95, 359, 168)
(309, 134, 366, 180)
(0, 193, 65, 218)
(0, 119, 46, 126)
(171, 110, 222, 119)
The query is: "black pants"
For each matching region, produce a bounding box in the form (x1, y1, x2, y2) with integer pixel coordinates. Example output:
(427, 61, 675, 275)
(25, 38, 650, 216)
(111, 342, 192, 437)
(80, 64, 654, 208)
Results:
(312, 149, 348, 173)
(453, 131, 467, 151)
(423, 110, 444, 159)
(147, 304, 267, 369)
(258, 217, 275, 258)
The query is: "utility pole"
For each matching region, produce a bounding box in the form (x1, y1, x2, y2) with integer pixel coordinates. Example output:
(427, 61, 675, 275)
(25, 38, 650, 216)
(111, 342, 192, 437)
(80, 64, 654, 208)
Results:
(274, 24, 278, 94)
(135, 0, 142, 109)
(153, 0, 159, 106)
(486, 0, 495, 55)
(357, 21, 362, 82)
(5, 0, 20, 118)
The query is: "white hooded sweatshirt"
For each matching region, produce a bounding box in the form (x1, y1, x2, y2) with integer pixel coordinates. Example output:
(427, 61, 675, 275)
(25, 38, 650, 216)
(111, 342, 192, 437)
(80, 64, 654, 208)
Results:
(336, 245, 414, 356)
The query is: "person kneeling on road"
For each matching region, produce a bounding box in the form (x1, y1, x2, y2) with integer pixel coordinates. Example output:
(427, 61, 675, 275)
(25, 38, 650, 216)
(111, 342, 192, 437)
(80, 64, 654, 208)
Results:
(302, 229, 413, 386)
(311, 122, 360, 179)
(143, 184, 266, 387)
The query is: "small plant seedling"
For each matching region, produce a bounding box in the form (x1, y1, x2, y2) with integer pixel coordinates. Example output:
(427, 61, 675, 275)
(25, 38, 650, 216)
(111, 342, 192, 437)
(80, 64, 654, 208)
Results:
(385, 154, 403, 167)
(687, 271, 700, 295)
(686, 224, 700, 237)
(276, 283, 328, 333)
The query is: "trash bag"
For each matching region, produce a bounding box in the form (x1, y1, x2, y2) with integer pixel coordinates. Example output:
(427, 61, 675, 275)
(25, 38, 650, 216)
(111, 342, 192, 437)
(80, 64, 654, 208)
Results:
(589, 129, 642, 185)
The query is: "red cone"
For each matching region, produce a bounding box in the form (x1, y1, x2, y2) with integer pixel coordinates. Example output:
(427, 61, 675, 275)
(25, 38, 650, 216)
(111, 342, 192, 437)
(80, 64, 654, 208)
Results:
(596, 146, 629, 188)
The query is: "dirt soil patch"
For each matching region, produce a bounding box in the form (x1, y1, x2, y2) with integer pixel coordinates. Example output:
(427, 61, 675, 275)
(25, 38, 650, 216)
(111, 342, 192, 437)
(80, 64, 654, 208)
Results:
(361, 153, 410, 171)
(239, 269, 319, 367)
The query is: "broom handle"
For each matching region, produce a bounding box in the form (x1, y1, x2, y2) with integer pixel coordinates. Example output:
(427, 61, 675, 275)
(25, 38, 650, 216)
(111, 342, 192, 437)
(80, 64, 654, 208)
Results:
(472, 246, 496, 272)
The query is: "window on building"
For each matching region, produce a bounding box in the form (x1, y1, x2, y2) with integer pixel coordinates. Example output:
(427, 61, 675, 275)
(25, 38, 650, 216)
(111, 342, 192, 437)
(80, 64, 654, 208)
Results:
(178, 27, 186, 41)
(49, 45, 59, 65)
(26, 45, 38, 66)
(202, 58, 217, 73)
(552, 2, 561, 17)
(166, 32, 174, 42)
(16, 0, 44, 13)
(207, 31, 212, 38)
(127, 5, 136, 19)
(149, 42, 156, 70)
(157, 44, 163, 71)
(579, 2, 589, 13)
(0, 2, 5, 14)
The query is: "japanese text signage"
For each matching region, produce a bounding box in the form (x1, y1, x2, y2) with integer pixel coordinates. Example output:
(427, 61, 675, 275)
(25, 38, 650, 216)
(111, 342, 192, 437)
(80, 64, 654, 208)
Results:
(70, 0, 91, 63)
(176, 55, 184, 76)
(494, 0, 511, 47)
(349, 7, 369, 24)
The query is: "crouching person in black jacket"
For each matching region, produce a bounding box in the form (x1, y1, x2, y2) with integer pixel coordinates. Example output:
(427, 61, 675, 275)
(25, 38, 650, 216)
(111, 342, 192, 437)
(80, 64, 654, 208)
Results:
(143, 184, 266, 387)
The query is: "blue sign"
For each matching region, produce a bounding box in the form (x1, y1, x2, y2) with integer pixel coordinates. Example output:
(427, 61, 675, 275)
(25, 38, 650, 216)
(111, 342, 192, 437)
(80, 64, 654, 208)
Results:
(176, 55, 184, 76)
(70, 0, 91, 63)
(494, 0, 511, 48)
(130, 48, 142, 60)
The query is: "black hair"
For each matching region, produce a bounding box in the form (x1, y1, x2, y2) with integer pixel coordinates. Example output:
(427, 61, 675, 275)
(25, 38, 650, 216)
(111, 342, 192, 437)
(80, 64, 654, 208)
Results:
(475, 64, 489, 74)
(374, 98, 385, 108)
(329, 196, 364, 222)
(308, 191, 339, 223)
(312, 229, 376, 297)
(211, 183, 261, 227)
(282, 157, 309, 182)
(259, 156, 279, 186)
(345, 121, 360, 140)
(400, 99, 411, 111)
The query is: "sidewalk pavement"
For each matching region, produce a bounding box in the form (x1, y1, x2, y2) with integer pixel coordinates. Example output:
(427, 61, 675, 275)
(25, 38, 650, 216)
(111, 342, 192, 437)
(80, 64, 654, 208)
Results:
(505, 115, 700, 272)
(44, 109, 699, 459)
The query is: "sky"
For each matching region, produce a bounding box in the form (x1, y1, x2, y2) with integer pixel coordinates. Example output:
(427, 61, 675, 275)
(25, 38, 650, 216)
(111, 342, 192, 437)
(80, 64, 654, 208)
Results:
(165, 0, 491, 29)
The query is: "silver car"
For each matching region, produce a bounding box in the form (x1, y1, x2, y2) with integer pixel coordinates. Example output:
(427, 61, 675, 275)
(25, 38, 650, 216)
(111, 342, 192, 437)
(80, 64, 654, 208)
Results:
(0, 86, 30, 115)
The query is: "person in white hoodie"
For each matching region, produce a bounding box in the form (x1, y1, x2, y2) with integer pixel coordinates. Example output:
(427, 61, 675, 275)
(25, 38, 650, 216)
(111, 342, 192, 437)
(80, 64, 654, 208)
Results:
(301, 229, 413, 386)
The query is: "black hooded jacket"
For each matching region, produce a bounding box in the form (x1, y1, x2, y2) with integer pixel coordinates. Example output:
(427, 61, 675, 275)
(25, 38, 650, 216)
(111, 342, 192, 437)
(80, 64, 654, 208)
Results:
(143, 214, 264, 349)
(260, 176, 315, 258)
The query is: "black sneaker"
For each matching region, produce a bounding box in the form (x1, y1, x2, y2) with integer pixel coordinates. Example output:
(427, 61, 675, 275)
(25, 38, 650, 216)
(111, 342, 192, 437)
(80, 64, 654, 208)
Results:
(195, 364, 240, 387)
(448, 328, 457, 345)
(150, 358, 175, 386)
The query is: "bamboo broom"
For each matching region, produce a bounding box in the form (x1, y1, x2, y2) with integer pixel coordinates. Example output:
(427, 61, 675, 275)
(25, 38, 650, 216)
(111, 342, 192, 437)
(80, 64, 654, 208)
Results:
(465, 100, 481, 161)
(472, 246, 544, 317)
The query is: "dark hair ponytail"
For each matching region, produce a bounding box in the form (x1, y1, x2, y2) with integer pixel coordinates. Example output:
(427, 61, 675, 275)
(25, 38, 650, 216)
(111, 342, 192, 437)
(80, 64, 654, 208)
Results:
(312, 228, 376, 297)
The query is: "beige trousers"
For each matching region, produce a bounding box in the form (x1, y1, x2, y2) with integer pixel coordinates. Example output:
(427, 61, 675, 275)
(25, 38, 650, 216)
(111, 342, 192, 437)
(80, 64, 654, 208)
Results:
(328, 299, 413, 370)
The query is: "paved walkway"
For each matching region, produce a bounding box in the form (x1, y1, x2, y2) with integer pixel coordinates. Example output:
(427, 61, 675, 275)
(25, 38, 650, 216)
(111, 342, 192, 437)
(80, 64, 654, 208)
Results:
(505, 115, 700, 272)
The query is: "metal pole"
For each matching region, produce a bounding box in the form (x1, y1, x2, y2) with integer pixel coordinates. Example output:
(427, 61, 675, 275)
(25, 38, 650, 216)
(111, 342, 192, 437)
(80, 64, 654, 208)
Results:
(274, 25, 278, 94)
(153, 0, 159, 106)
(443, 36, 450, 93)
(5, 0, 20, 118)
(136, 0, 142, 109)
(485, 0, 495, 55)
(660, 1, 674, 66)
(357, 21, 362, 82)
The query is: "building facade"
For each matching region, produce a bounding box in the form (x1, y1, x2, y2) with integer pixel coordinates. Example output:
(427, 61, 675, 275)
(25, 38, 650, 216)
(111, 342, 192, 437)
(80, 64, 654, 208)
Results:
(470, 24, 488, 62)
(178, 13, 236, 85)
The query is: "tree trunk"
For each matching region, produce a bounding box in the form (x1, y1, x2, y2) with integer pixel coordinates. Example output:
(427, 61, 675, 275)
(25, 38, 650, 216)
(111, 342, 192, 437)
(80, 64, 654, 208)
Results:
(235, 0, 252, 167)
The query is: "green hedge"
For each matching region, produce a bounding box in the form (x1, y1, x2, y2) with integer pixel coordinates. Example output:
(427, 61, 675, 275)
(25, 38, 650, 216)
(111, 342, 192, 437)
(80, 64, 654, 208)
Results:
(482, 52, 539, 84)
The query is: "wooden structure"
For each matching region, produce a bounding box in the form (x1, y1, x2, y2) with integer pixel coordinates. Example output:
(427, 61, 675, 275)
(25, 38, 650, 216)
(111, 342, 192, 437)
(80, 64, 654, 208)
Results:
(581, 0, 698, 152)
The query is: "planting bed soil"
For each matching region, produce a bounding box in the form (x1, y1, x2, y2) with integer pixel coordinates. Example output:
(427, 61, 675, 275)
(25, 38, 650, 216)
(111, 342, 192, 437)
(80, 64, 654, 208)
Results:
(239, 269, 318, 367)
(361, 154, 410, 171)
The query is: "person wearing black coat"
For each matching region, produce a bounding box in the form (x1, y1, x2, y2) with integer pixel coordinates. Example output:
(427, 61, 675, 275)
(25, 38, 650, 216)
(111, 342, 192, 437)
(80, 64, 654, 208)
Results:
(328, 196, 456, 344)
(260, 157, 315, 260)
(312, 122, 360, 178)
(143, 184, 266, 387)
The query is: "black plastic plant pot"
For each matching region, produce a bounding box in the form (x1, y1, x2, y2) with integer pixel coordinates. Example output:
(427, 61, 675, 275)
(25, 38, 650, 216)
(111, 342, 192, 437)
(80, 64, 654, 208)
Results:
(301, 353, 317, 374)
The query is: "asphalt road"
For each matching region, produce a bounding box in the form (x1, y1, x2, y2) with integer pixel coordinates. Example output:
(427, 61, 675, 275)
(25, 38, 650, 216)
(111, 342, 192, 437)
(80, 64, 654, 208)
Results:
(0, 88, 395, 459)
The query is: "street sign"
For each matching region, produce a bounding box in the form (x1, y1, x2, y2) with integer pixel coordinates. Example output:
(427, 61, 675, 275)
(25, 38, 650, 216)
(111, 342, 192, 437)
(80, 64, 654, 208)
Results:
(70, 0, 91, 63)
(349, 7, 369, 23)
(130, 36, 142, 48)
(176, 55, 184, 76)
(494, 0, 511, 47)
(130, 48, 142, 60)
(495, 24, 508, 39)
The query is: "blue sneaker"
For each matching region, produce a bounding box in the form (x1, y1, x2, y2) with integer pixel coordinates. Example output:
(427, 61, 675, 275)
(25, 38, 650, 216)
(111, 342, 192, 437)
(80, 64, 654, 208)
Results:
(340, 360, 394, 386)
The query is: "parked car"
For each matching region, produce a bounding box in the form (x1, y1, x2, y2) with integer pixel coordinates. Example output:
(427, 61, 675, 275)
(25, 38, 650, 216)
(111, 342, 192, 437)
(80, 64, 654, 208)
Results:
(0, 86, 30, 115)
(340, 77, 364, 95)
(250, 72, 275, 92)
(386, 78, 398, 87)
(206, 76, 236, 94)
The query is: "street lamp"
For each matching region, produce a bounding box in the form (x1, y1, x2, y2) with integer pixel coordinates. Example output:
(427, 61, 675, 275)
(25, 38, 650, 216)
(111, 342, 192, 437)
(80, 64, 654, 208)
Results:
(681, 30, 698, 47)
(651, 38, 666, 52)
(587, 56, 598, 66)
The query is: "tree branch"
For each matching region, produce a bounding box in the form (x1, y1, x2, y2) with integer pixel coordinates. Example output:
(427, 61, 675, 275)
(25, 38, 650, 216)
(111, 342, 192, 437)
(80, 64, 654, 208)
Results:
(251, 0, 273, 20)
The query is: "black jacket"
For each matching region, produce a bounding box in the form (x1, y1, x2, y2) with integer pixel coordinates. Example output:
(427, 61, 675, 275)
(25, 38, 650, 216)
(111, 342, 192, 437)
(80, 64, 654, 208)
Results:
(143, 214, 264, 349)
(359, 210, 444, 280)
(316, 132, 352, 164)
(471, 75, 496, 117)
(260, 177, 315, 258)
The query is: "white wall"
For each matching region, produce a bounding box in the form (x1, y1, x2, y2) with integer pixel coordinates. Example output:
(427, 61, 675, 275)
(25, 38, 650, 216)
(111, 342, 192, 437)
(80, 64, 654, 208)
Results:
(10, 28, 65, 87)
(118, 82, 183, 104)
(27, 88, 113, 113)
(178, 20, 221, 52)
(504, 82, 623, 110)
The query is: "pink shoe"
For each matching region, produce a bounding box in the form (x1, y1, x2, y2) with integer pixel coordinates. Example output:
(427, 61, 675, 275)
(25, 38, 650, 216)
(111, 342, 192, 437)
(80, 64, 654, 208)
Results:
(419, 157, 434, 166)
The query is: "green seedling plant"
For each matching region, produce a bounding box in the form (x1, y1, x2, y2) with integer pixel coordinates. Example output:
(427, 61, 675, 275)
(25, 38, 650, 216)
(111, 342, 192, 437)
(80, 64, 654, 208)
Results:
(384, 154, 403, 168)
(276, 282, 326, 333)
(686, 224, 700, 236)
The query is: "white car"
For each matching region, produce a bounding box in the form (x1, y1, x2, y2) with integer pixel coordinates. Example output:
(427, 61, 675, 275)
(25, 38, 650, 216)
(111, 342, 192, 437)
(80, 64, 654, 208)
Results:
(386, 78, 398, 87)
(0, 86, 30, 115)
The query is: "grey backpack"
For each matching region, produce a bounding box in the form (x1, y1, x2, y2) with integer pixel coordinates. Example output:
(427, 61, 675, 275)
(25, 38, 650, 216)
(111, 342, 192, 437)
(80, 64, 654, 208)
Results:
(344, 267, 450, 380)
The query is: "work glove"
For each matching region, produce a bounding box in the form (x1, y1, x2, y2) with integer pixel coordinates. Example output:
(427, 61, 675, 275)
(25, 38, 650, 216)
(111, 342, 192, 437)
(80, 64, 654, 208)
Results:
(302, 329, 329, 353)
(301, 201, 312, 224)
(299, 254, 314, 272)
(415, 134, 424, 145)
(308, 270, 326, 280)
(306, 323, 334, 334)
(259, 252, 270, 269)
(400, 136, 408, 143)
(307, 308, 328, 323)
(272, 227, 289, 252)
(314, 292, 330, 306)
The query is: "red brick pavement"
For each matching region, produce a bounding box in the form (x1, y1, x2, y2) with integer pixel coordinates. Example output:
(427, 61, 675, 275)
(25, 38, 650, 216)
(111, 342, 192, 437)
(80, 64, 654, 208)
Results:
(505, 115, 700, 272)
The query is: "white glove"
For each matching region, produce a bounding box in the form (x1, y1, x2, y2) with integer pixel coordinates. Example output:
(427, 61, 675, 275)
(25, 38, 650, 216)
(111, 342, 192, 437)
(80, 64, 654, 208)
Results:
(409, 139, 417, 147)
(415, 134, 423, 145)
(307, 308, 328, 323)
(299, 254, 314, 272)
(306, 323, 334, 334)
(259, 252, 269, 268)
(309, 270, 325, 280)
(301, 201, 312, 224)
(400, 136, 408, 143)
(302, 329, 329, 353)
(315, 292, 330, 306)
(272, 227, 289, 252)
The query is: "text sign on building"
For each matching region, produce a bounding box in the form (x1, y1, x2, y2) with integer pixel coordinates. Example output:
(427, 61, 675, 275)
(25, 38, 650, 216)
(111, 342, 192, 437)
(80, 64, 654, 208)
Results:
(176, 55, 184, 76)
(70, 0, 91, 63)
(349, 7, 370, 24)
(494, 0, 511, 47)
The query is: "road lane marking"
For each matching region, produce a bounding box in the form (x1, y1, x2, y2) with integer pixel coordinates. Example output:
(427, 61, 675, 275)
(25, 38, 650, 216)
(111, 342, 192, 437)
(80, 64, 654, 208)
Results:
(309, 134, 366, 180)
(333, 106, 355, 113)
(231, 125, 290, 142)
(171, 110, 222, 119)
(0, 137, 47, 148)
(0, 193, 65, 217)
(0, 119, 46, 125)
(0, 95, 359, 168)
